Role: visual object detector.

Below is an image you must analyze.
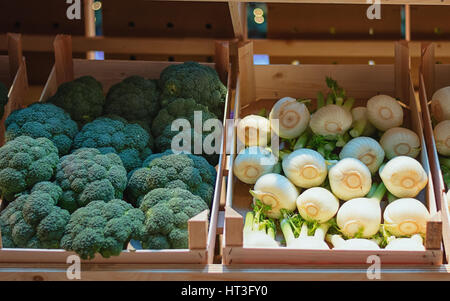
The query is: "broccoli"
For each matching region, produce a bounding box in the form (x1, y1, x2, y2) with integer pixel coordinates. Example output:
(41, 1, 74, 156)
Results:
(72, 116, 154, 172)
(61, 199, 145, 260)
(104, 76, 160, 129)
(139, 188, 209, 249)
(151, 97, 217, 137)
(159, 62, 227, 117)
(48, 76, 105, 127)
(155, 125, 219, 166)
(0, 81, 8, 119)
(5, 103, 79, 155)
(0, 136, 59, 201)
(55, 148, 127, 213)
(126, 152, 216, 207)
(0, 182, 71, 249)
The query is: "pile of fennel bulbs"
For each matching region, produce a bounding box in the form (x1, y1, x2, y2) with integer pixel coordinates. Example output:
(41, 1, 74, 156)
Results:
(235, 77, 431, 251)
(429, 86, 450, 211)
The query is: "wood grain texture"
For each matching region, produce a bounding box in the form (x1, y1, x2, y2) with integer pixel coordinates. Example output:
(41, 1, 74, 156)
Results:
(188, 210, 210, 251)
(53, 35, 74, 85)
(1, 263, 450, 281)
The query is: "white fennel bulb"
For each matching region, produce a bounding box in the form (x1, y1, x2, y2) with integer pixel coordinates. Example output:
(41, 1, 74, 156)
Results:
(366, 95, 404, 131)
(233, 146, 278, 184)
(385, 234, 425, 251)
(336, 183, 386, 238)
(236, 115, 271, 147)
(380, 156, 428, 198)
(296, 187, 339, 223)
(281, 222, 330, 250)
(383, 198, 430, 236)
(329, 158, 372, 201)
(309, 104, 353, 136)
(269, 97, 310, 139)
(252, 173, 299, 219)
(380, 127, 421, 159)
(243, 211, 279, 248)
(339, 137, 385, 174)
(282, 149, 328, 188)
(433, 120, 450, 156)
(350, 107, 376, 137)
(431, 86, 450, 122)
(328, 234, 380, 250)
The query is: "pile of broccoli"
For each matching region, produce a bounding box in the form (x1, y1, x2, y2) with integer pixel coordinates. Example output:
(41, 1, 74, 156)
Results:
(126, 152, 217, 207)
(55, 148, 128, 213)
(0, 61, 223, 259)
(48, 76, 105, 127)
(61, 199, 144, 260)
(0, 182, 70, 249)
(0, 82, 8, 120)
(5, 103, 79, 155)
(0, 136, 59, 201)
(72, 116, 154, 172)
(159, 61, 227, 118)
(139, 188, 209, 249)
(104, 76, 160, 129)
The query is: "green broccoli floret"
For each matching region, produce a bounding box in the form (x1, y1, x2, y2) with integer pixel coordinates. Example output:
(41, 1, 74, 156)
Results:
(60, 199, 145, 260)
(159, 62, 227, 117)
(5, 103, 78, 155)
(139, 188, 209, 249)
(55, 148, 127, 213)
(104, 76, 160, 130)
(0, 182, 71, 249)
(151, 97, 218, 137)
(155, 125, 219, 166)
(72, 116, 154, 172)
(48, 76, 105, 127)
(0, 136, 59, 201)
(0, 82, 8, 119)
(126, 152, 216, 207)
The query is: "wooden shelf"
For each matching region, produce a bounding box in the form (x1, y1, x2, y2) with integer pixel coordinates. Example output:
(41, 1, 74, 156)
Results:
(161, 0, 450, 5)
(0, 263, 449, 281)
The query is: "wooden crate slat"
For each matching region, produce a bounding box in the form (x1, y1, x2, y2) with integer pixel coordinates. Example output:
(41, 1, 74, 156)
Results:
(411, 6, 450, 40)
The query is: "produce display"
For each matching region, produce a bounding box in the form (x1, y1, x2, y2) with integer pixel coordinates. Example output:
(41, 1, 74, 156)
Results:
(0, 61, 226, 260)
(235, 77, 431, 251)
(430, 87, 450, 208)
(0, 82, 8, 120)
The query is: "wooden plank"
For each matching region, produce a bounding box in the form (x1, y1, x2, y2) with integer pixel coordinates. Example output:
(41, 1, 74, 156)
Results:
(7, 33, 23, 81)
(266, 4, 402, 40)
(83, 0, 96, 60)
(411, 6, 450, 40)
(228, 2, 247, 40)
(1, 263, 450, 281)
(53, 35, 74, 85)
(102, 1, 234, 38)
(224, 207, 243, 247)
(214, 41, 230, 84)
(188, 210, 210, 251)
(237, 41, 255, 107)
(395, 41, 410, 102)
(159, 0, 450, 4)
(254, 64, 395, 100)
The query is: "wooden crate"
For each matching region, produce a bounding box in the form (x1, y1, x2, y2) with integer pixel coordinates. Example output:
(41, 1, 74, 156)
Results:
(0, 33, 29, 145)
(222, 41, 442, 265)
(0, 35, 232, 265)
(419, 43, 450, 264)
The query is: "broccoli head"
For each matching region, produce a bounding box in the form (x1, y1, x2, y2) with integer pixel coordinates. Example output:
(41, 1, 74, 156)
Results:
(159, 62, 227, 117)
(155, 125, 219, 166)
(55, 148, 127, 213)
(151, 97, 217, 137)
(5, 103, 79, 155)
(104, 76, 160, 129)
(48, 76, 105, 127)
(61, 199, 144, 260)
(0, 182, 71, 249)
(139, 188, 209, 249)
(126, 152, 216, 206)
(0, 81, 8, 119)
(72, 116, 154, 172)
(0, 136, 59, 201)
